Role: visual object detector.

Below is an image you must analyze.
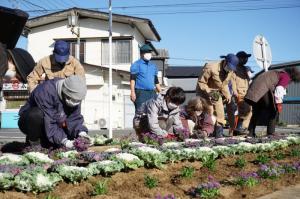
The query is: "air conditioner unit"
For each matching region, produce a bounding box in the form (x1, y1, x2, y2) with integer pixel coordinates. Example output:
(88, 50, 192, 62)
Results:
(98, 118, 108, 129)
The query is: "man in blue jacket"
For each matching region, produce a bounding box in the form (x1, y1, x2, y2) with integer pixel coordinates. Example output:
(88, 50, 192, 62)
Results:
(18, 75, 89, 148)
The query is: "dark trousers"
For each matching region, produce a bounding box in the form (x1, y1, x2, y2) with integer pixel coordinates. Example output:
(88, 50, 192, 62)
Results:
(18, 107, 49, 147)
(247, 91, 278, 136)
(134, 89, 156, 111)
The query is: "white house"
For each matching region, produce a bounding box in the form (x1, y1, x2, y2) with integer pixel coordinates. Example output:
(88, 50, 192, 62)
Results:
(23, 7, 161, 130)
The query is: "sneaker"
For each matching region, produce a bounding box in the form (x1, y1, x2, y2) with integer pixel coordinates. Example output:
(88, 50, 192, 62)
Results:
(233, 127, 248, 135)
(214, 125, 224, 138)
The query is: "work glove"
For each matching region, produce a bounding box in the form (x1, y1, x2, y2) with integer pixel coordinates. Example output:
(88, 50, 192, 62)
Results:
(166, 133, 177, 140)
(62, 138, 74, 149)
(208, 91, 221, 102)
(79, 131, 95, 146)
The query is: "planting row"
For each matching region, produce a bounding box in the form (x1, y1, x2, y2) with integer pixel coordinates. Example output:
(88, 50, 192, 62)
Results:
(0, 135, 299, 193)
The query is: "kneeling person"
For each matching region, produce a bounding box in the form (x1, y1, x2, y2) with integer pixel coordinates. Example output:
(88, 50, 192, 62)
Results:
(181, 97, 216, 139)
(18, 75, 89, 148)
(133, 87, 186, 140)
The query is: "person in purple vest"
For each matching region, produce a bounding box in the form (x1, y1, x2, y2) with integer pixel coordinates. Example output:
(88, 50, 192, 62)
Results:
(18, 75, 91, 148)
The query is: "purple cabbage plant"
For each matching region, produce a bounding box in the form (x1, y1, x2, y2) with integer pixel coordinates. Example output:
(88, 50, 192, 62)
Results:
(73, 137, 90, 152)
(140, 132, 166, 146)
(78, 151, 109, 162)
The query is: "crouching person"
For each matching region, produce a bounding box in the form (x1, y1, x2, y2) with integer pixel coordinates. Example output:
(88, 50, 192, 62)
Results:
(181, 97, 216, 139)
(18, 75, 90, 149)
(133, 87, 186, 142)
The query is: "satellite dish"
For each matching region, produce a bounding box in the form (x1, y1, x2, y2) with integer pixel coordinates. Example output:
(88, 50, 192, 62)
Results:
(253, 35, 272, 71)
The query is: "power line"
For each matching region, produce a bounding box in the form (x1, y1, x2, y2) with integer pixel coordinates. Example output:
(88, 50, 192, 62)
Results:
(122, 4, 300, 15)
(22, 0, 47, 11)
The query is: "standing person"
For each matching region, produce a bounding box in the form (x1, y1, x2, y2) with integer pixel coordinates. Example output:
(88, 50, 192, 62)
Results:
(227, 51, 253, 135)
(196, 53, 239, 138)
(180, 97, 216, 139)
(27, 40, 85, 93)
(245, 67, 300, 137)
(133, 87, 185, 141)
(18, 75, 91, 148)
(130, 44, 161, 111)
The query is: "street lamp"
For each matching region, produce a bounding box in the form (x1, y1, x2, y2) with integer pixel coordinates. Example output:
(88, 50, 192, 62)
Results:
(68, 11, 80, 60)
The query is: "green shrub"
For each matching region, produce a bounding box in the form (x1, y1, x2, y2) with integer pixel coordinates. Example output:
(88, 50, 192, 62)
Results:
(144, 175, 159, 189)
(202, 155, 216, 171)
(91, 180, 108, 196)
(255, 154, 270, 164)
(234, 157, 246, 168)
(180, 166, 195, 178)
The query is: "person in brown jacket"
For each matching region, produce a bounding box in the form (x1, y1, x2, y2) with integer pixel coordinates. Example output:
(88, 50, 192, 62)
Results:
(227, 51, 253, 135)
(27, 40, 85, 93)
(245, 67, 300, 137)
(196, 53, 239, 138)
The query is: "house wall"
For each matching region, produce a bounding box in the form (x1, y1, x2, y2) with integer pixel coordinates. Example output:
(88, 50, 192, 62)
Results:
(82, 65, 132, 130)
(24, 18, 147, 130)
(27, 18, 146, 71)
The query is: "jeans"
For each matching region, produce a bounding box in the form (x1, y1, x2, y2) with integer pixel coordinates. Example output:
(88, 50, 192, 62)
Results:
(134, 89, 156, 111)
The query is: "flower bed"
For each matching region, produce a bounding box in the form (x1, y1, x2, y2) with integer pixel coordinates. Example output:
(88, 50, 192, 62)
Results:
(0, 134, 300, 198)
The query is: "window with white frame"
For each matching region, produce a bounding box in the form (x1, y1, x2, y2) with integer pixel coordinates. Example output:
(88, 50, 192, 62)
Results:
(69, 41, 85, 63)
(101, 39, 131, 65)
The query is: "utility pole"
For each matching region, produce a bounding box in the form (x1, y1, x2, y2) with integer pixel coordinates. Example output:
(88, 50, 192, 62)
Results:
(108, 0, 113, 138)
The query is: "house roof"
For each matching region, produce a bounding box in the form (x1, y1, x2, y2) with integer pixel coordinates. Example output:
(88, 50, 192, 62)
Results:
(166, 66, 202, 78)
(269, 60, 300, 70)
(25, 7, 161, 42)
(253, 60, 300, 78)
(82, 62, 130, 74)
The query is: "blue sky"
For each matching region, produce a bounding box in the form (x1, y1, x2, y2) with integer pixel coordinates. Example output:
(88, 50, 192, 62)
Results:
(2, 0, 300, 74)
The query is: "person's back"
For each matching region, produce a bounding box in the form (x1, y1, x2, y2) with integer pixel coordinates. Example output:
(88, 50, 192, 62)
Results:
(19, 75, 89, 148)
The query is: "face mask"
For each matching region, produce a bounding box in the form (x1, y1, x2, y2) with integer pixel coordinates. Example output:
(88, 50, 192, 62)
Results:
(167, 102, 178, 110)
(195, 111, 202, 116)
(247, 71, 252, 78)
(57, 62, 66, 68)
(143, 53, 152, 61)
(4, 69, 16, 79)
(65, 98, 80, 107)
(224, 65, 232, 73)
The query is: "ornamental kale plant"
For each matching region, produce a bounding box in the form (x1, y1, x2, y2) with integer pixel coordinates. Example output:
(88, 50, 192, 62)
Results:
(73, 137, 90, 152)
(255, 154, 270, 164)
(91, 180, 108, 196)
(189, 176, 220, 198)
(234, 157, 247, 168)
(144, 175, 159, 189)
(202, 154, 216, 171)
(180, 166, 195, 178)
(235, 172, 260, 187)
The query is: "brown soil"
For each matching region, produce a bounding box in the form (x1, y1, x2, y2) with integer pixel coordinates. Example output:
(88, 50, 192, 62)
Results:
(1, 145, 300, 199)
